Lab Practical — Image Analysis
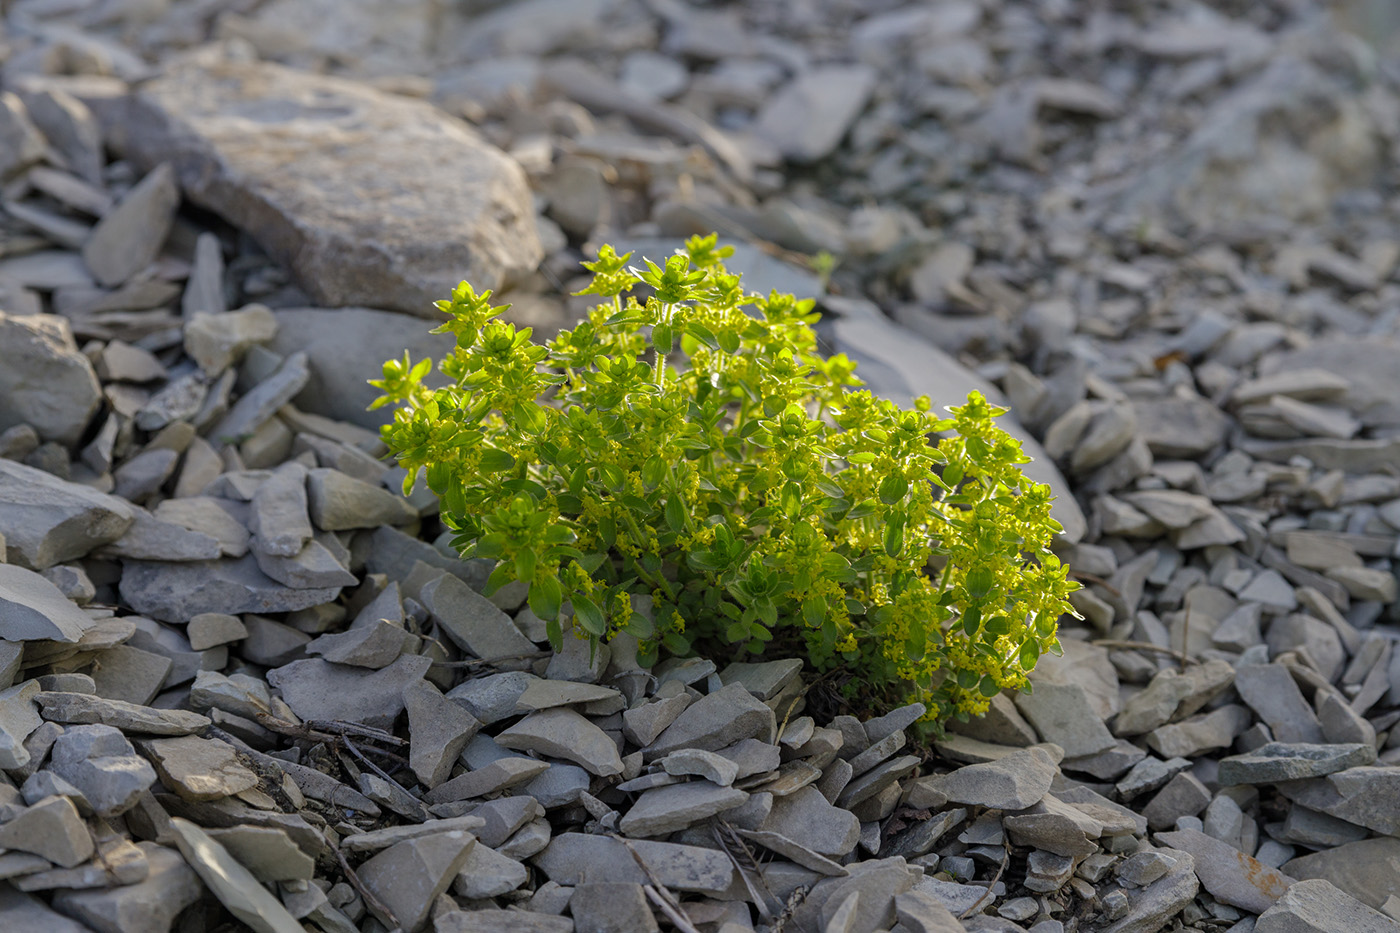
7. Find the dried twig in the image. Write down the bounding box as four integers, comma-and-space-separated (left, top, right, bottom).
767, 884, 809, 933
342, 735, 411, 794
712, 820, 776, 919
643, 884, 703, 933
1088, 639, 1195, 666
957, 844, 1010, 920
335, 846, 400, 931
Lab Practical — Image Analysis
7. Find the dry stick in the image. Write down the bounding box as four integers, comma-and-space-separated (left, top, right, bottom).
957, 844, 1011, 920
712, 820, 776, 919
342, 735, 412, 794
1088, 639, 1195, 666
643, 885, 704, 933
334, 846, 401, 932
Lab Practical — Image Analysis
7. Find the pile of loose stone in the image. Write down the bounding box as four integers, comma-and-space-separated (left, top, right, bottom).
0, 0, 1399, 932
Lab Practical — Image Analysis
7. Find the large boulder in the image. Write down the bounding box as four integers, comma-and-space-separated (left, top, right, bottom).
112, 53, 542, 315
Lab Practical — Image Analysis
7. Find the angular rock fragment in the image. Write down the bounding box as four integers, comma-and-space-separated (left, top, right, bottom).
122, 57, 542, 314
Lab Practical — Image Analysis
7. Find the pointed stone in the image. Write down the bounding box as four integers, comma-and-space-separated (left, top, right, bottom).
0, 795, 93, 867
404, 679, 482, 789
357, 829, 477, 932
82, 163, 179, 287
169, 818, 305, 933
497, 707, 623, 776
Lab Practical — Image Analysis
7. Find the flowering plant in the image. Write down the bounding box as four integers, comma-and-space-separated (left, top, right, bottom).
372, 236, 1077, 721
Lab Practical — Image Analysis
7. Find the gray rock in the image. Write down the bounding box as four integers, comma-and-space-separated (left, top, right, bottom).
1142, 772, 1212, 831
662, 748, 740, 786
418, 572, 538, 663
1282, 837, 1400, 910
1276, 767, 1400, 837
49, 724, 157, 816
0, 564, 94, 642
0, 795, 93, 867
514, 679, 619, 712
1096, 847, 1199, 933
81, 163, 179, 287
622, 694, 691, 747
571, 881, 659, 933
38, 692, 210, 735
182, 231, 226, 318
436, 909, 573, 933
1157, 827, 1294, 914
1218, 742, 1376, 785
1234, 664, 1325, 744
453, 842, 528, 898
269, 307, 457, 429
533, 833, 733, 893
119, 554, 342, 623
210, 352, 310, 450
1146, 704, 1253, 758
307, 467, 416, 530
121, 56, 542, 314
137, 735, 258, 802
355, 829, 476, 932
267, 654, 431, 730
423, 757, 549, 804
753, 65, 877, 162
183, 305, 277, 377
1013, 681, 1117, 757
447, 671, 536, 724
0, 885, 94, 933
497, 708, 623, 776
252, 537, 356, 589
1255, 879, 1400, 933
52, 843, 201, 933
169, 818, 305, 933
936, 745, 1059, 809
0, 680, 41, 768
306, 618, 409, 668
643, 682, 776, 760
98, 508, 225, 562
404, 679, 482, 789
619, 780, 749, 836
203, 826, 315, 883
760, 785, 861, 858
0, 313, 103, 448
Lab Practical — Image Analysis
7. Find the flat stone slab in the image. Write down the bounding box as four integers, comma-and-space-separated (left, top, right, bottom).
0, 564, 93, 642
267, 654, 432, 730
533, 833, 733, 893
119, 555, 344, 623
117, 55, 542, 314
1255, 878, 1400, 933
1217, 742, 1376, 785
1157, 827, 1294, 914
0, 458, 133, 570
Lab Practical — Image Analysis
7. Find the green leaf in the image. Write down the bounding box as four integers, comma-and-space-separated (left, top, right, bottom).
478, 448, 515, 472
961, 605, 981, 636
801, 596, 825, 628
545, 616, 563, 653
956, 669, 979, 689
687, 322, 720, 349
664, 497, 687, 533
1019, 642, 1041, 670
780, 482, 802, 520
662, 630, 690, 654
878, 473, 908, 505
978, 675, 1001, 698
717, 329, 741, 353
641, 455, 667, 488
625, 611, 655, 639
597, 515, 617, 548
985, 615, 1011, 636
725, 620, 748, 643
966, 567, 995, 600
515, 547, 537, 585
883, 513, 905, 558
573, 596, 606, 636
528, 573, 562, 621
653, 322, 673, 354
